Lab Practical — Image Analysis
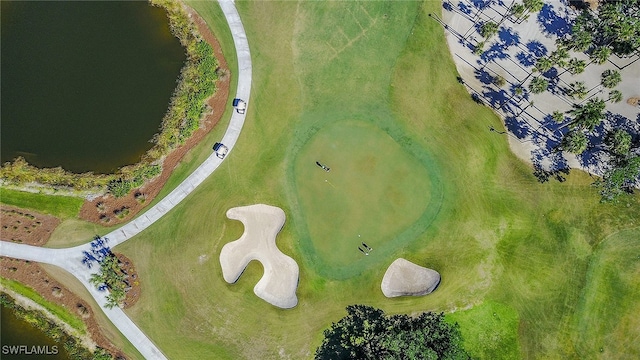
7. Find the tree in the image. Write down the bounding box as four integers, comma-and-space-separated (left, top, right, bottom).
566, 1, 640, 56
493, 75, 506, 87
590, 46, 611, 65
567, 58, 586, 75
90, 253, 128, 309
480, 21, 499, 39
510, 3, 527, 21
601, 69, 621, 88
568, 98, 606, 131
596, 156, 640, 203
550, 47, 570, 67
473, 41, 485, 55
315, 305, 469, 360
562, 130, 589, 154
528, 77, 549, 94
608, 89, 623, 103
606, 129, 632, 156
567, 81, 588, 100
523, 0, 544, 13
534, 57, 554, 73
552, 110, 565, 123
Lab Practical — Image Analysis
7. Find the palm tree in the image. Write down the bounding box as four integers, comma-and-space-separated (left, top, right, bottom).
562, 130, 588, 154
534, 57, 554, 73
528, 77, 549, 94
510, 3, 527, 21
567, 58, 586, 75
568, 98, 606, 131
590, 46, 611, 65
601, 69, 622, 88
572, 29, 593, 52
608, 90, 623, 103
523, 0, 544, 13
567, 81, 588, 100
606, 129, 632, 156
550, 47, 570, 68
480, 21, 499, 39
552, 110, 565, 123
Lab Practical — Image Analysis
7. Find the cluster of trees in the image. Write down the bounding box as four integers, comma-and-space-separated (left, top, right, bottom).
90, 254, 130, 309
0, 293, 115, 360
1, 0, 220, 198
560, 0, 640, 57
315, 305, 469, 360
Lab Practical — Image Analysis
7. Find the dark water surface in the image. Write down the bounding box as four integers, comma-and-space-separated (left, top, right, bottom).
1, 1, 185, 173
1, 304, 71, 360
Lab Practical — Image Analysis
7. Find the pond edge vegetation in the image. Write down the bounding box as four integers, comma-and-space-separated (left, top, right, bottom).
0, 0, 220, 199
0, 292, 116, 360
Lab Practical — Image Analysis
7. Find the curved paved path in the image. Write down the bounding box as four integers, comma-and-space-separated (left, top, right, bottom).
0, 1, 251, 358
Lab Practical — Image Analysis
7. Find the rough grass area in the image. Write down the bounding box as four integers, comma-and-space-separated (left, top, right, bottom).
0, 188, 82, 219
447, 301, 520, 359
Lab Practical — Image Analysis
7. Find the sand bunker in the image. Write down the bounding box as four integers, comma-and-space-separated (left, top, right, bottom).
219, 204, 299, 308
381, 258, 440, 298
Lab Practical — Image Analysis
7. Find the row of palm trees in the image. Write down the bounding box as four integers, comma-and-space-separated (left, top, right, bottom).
90, 253, 129, 309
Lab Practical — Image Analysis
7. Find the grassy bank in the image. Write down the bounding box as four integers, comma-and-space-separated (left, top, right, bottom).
0, 188, 83, 219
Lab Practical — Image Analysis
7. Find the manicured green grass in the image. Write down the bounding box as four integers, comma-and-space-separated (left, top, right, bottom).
5, 1, 639, 359
113, 1, 640, 358
0, 278, 86, 333
0, 188, 82, 219
573, 227, 640, 358
293, 119, 437, 277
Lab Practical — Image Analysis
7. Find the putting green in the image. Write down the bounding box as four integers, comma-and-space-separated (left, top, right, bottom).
290, 118, 442, 279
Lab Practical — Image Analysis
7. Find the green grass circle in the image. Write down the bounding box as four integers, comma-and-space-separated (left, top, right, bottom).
287, 115, 443, 280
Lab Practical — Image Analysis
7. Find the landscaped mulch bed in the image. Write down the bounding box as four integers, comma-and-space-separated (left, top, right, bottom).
0, 205, 60, 245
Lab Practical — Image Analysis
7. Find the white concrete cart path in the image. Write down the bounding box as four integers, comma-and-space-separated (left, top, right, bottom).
0, 1, 251, 359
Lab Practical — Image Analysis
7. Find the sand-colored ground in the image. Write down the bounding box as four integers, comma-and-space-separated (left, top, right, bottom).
219, 204, 299, 309
381, 258, 441, 298
441, 0, 640, 176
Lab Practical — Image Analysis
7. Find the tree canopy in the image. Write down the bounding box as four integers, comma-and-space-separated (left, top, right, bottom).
315, 305, 469, 360
567, 0, 640, 56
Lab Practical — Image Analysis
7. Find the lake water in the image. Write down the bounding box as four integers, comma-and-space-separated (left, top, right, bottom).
1, 0, 186, 173
1, 304, 71, 360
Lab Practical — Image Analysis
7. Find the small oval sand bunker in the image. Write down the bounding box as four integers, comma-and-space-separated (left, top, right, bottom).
292, 120, 441, 279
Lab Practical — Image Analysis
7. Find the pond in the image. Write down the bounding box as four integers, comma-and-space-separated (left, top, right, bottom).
1, 0, 186, 174
1, 304, 71, 360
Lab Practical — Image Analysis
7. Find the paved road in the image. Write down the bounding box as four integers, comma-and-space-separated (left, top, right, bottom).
0, 1, 251, 359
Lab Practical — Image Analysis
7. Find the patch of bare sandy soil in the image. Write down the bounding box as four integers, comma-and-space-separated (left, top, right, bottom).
79, 5, 230, 227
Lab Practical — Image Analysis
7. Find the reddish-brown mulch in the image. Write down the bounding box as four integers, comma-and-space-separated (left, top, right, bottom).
79, 6, 230, 226
0, 257, 127, 359
0, 205, 60, 245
